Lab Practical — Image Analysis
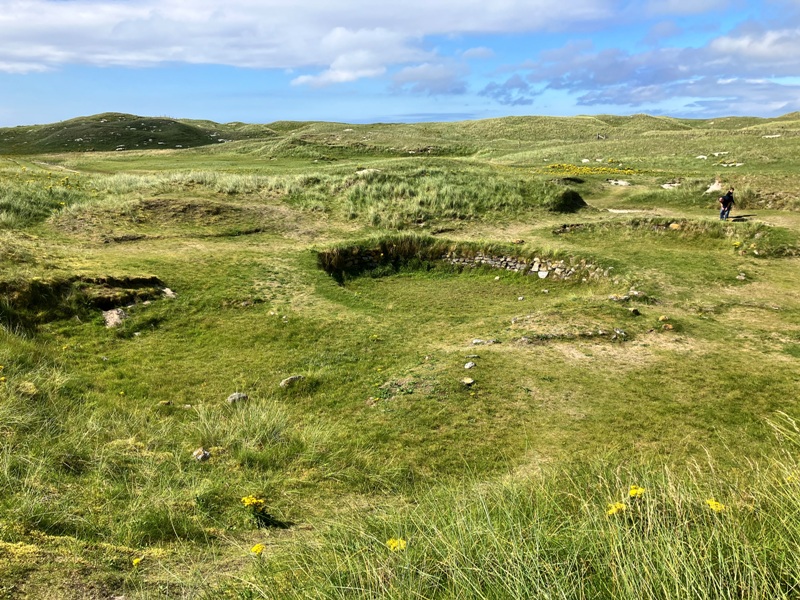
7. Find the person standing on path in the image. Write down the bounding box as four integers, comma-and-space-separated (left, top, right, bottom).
719, 187, 735, 220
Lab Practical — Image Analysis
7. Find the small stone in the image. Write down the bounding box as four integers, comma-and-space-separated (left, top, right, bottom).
461, 377, 475, 387
494, 276, 500, 281
158, 400, 172, 406
518, 296, 524, 301
658, 315, 669, 322
162, 287, 177, 299
542, 289, 549, 294
736, 273, 747, 280
279, 375, 304, 388
226, 392, 248, 404
668, 223, 682, 230
192, 447, 211, 461
465, 354, 480, 358
628, 308, 641, 316
538, 271, 549, 279
472, 339, 486, 345
464, 362, 476, 369
662, 323, 674, 331
102, 308, 127, 328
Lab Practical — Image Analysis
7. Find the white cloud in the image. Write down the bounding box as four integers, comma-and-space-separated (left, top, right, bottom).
462, 46, 496, 59
392, 62, 469, 95
0, 0, 618, 78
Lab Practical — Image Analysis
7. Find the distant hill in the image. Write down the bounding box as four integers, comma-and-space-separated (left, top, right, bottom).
3, 111, 800, 156
0, 112, 272, 154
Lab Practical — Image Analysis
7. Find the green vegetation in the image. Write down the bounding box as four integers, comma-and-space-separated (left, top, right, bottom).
2, 112, 800, 598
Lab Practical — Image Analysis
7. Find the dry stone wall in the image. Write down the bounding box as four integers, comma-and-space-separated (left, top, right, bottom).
441, 252, 608, 281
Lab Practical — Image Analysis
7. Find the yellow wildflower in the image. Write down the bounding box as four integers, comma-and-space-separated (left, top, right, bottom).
629, 485, 646, 498
241, 495, 267, 511
386, 538, 407, 552
706, 499, 725, 512
250, 543, 265, 555
786, 472, 798, 483
132, 556, 143, 567
606, 501, 627, 516
0, 377, 5, 383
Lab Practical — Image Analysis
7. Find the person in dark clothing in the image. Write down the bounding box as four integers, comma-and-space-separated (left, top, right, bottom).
719, 187, 735, 220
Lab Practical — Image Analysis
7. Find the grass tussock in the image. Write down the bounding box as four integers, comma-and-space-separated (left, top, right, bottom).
245, 415, 800, 600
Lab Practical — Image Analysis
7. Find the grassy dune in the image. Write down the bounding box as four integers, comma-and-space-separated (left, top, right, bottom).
1, 113, 800, 598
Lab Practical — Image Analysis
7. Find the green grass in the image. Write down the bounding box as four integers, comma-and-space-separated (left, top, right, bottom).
1, 112, 800, 598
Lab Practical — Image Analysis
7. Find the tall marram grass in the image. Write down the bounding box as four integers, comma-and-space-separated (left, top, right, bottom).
241, 414, 800, 600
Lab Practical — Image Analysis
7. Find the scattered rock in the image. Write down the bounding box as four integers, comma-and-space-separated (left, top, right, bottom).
609, 294, 630, 302
668, 223, 682, 231
472, 339, 499, 345
162, 287, 177, 298
102, 308, 127, 328
512, 239, 525, 244
658, 315, 669, 322
538, 271, 549, 279
465, 354, 480, 358
157, 400, 172, 406
662, 323, 674, 331
607, 179, 630, 186
464, 362, 476, 369
518, 296, 524, 301
192, 447, 211, 461
461, 377, 475, 387
494, 276, 500, 281
628, 308, 641, 316
226, 392, 248, 404
696, 155, 707, 160
279, 375, 304, 388
736, 272, 747, 280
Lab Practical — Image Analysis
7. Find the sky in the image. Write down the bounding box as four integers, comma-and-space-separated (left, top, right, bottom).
1, 0, 800, 126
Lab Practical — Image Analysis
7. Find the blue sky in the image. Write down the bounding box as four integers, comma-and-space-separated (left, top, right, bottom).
1, 0, 799, 126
